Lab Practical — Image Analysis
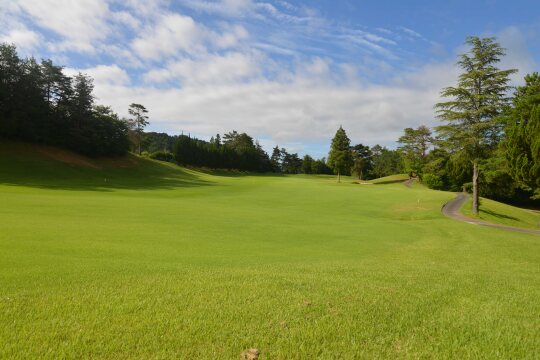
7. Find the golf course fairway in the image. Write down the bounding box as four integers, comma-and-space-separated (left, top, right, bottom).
1, 144, 539, 359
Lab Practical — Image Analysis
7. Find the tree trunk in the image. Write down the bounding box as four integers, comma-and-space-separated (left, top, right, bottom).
337, 170, 341, 183
472, 160, 479, 215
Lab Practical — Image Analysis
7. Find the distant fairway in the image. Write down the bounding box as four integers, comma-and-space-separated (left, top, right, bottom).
1, 143, 539, 359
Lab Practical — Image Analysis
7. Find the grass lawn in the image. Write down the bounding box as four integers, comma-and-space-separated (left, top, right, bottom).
368, 173, 409, 184
461, 197, 540, 230
1, 143, 539, 359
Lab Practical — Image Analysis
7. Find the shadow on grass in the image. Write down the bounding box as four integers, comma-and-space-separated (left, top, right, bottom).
194, 168, 284, 178
372, 179, 408, 185
0, 156, 215, 192
481, 208, 519, 221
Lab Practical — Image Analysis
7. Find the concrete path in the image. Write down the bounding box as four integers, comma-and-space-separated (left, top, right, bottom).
403, 178, 417, 188
442, 193, 540, 235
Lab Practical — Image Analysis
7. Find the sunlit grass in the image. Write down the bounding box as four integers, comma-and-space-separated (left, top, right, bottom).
461, 197, 540, 230
1, 144, 539, 359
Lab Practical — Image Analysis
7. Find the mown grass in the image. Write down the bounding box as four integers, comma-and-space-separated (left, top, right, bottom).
1, 143, 539, 359
461, 197, 540, 230
369, 173, 409, 184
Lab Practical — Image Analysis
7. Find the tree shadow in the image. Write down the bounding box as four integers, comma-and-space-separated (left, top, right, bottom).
0, 156, 215, 192
480, 208, 519, 221
194, 168, 285, 178
372, 179, 408, 185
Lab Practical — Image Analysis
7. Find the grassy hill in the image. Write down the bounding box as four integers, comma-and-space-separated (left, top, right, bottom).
1, 142, 539, 359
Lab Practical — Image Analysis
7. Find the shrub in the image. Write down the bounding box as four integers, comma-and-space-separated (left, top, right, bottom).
423, 173, 444, 190
149, 151, 174, 162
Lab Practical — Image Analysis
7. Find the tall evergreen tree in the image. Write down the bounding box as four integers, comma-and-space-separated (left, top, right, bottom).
270, 146, 282, 172
328, 126, 352, 182
435, 36, 517, 214
504, 72, 540, 199
128, 103, 150, 155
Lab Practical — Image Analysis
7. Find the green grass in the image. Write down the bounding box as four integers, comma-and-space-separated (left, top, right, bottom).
461, 197, 540, 230
1, 143, 540, 359
369, 173, 409, 184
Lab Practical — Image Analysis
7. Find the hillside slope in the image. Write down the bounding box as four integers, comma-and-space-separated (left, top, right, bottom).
0, 140, 213, 190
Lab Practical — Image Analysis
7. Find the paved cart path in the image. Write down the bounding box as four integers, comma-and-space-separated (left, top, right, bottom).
442, 193, 540, 235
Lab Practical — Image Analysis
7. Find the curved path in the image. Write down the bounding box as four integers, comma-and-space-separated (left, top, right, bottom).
442, 193, 540, 235
403, 178, 417, 188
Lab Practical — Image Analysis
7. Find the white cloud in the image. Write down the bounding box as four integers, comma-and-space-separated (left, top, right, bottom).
65, 64, 130, 87
214, 25, 249, 48
89, 58, 459, 157
144, 52, 260, 85
1, 0, 537, 158
131, 13, 206, 60
496, 26, 536, 84
11, 0, 111, 51
0, 28, 40, 50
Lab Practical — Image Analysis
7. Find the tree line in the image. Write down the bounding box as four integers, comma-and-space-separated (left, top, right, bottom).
0, 43, 133, 156
3, 38, 538, 208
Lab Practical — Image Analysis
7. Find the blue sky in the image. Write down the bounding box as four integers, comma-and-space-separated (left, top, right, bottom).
1, 0, 539, 157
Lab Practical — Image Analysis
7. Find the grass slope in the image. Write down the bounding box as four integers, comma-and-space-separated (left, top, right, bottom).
1, 143, 539, 359
369, 173, 409, 184
461, 197, 540, 230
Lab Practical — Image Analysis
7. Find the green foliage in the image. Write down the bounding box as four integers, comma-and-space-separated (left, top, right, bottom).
142, 132, 178, 153
350, 144, 372, 180
311, 157, 332, 175
270, 146, 282, 172
174, 132, 272, 172
422, 173, 444, 190
504, 73, 540, 199
397, 125, 433, 176
435, 37, 517, 159
370, 145, 405, 179
281, 150, 302, 174
435, 36, 517, 213
127, 103, 150, 155
149, 151, 175, 162
328, 126, 352, 178
0, 43, 130, 157
301, 155, 314, 174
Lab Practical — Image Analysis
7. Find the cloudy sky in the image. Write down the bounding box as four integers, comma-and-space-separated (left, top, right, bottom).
1, 0, 539, 157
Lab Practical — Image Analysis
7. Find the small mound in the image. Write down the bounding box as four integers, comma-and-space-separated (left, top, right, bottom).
369, 174, 409, 185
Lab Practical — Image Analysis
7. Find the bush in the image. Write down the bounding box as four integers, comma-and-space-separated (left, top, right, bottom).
423, 173, 444, 190
149, 151, 174, 162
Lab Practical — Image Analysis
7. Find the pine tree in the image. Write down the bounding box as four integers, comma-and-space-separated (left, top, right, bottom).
435, 36, 517, 214
504, 72, 540, 199
128, 103, 150, 155
270, 146, 282, 172
328, 126, 352, 183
